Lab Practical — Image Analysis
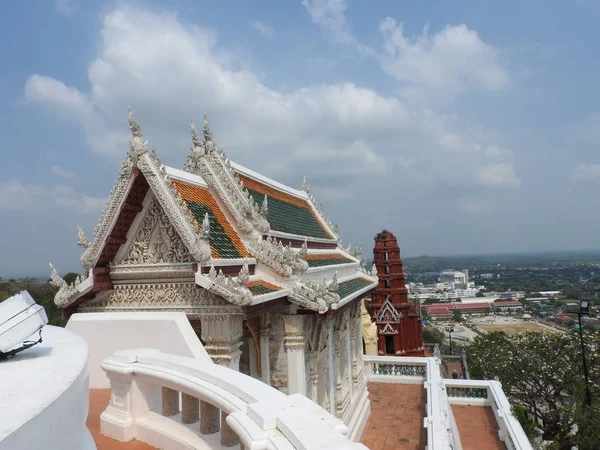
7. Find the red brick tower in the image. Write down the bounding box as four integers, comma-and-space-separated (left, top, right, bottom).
368, 230, 425, 356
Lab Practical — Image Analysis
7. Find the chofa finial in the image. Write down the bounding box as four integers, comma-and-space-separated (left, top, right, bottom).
77, 224, 91, 248
200, 212, 210, 239
191, 119, 203, 148
128, 107, 143, 138
259, 194, 269, 217
300, 176, 308, 191
203, 114, 213, 142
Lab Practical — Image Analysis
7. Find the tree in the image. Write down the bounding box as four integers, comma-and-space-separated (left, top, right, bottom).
452, 309, 463, 323
63, 272, 81, 285
466, 331, 600, 449
422, 327, 444, 344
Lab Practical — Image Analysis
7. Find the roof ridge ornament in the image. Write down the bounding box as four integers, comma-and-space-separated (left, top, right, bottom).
299, 176, 338, 240
329, 271, 339, 292
127, 107, 148, 159
77, 224, 90, 249
191, 119, 203, 148
299, 237, 308, 259
203, 114, 213, 142
259, 194, 269, 217
49, 263, 81, 307
200, 212, 211, 239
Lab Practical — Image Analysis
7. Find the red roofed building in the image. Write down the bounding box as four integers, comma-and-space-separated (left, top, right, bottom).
422, 302, 492, 319
368, 231, 425, 356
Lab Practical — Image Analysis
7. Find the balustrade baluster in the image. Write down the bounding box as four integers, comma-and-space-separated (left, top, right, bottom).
182, 393, 199, 424
161, 387, 179, 417
220, 411, 240, 447
200, 400, 220, 434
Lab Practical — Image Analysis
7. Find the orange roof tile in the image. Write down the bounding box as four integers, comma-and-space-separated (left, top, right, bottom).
171, 179, 250, 259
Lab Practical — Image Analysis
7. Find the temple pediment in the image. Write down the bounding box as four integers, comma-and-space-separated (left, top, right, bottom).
49, 109, 378, 315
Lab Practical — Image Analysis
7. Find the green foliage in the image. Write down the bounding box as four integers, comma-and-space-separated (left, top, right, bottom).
467, 330, 600, 449
511, 405, 539, 442
63, 272, 81, 285
452, 309, 463, 322
422, 327, 444, 344
0, 280, 64, 326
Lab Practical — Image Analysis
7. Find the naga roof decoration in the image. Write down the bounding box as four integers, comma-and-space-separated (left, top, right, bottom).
51, 110, 377, 313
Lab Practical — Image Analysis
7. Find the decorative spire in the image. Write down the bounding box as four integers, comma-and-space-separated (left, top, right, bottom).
259, 194, 269, 217
203, 114, 213, 142
127, 107, 148, 157
190, 119, 202, 148
371, 264, 378, 277
300, 176, 308, 192
299, 237, 308, 258
328, 271, 339, 292
77, 224, 91, 248
200, 212, 210, 239
128, 107, 142, 138
238, 262, 250, 285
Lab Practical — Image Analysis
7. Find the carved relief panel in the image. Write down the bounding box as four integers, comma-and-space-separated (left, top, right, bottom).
122, 198, 194, 265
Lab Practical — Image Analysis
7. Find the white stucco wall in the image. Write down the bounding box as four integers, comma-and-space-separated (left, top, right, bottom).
0, 326, 95, 450
66, 312, 211, 388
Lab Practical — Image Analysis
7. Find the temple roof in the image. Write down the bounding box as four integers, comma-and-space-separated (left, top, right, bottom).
50, 111, 377, 314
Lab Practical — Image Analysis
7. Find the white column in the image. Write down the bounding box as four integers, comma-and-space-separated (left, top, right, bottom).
282, 314, 306, 396
327, 318, 336, 416
260, 313, 271, 385
346, 316, 354, 400
200, 314, 244, 370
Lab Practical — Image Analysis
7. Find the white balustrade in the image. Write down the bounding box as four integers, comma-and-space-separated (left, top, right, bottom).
100, 348, 368, 450
444, 379, 533, 450
362, 355, 459, 449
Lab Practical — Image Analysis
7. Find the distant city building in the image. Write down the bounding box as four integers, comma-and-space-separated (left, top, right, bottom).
491, 300, 523, 311
422, 302, 492, 319
438, 270, 468, 285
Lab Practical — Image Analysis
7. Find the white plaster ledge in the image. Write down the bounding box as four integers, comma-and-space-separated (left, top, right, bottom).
0, 326, 94, 450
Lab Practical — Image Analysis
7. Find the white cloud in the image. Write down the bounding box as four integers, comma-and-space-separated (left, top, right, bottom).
301, 0, 374, 56
55, 0, 76, 17
51, 165, 75, 179
0, 180, 103, 214
302, 0, 353, 44
477, 163, 520, 187
251, 21, 274, 39
24, 5, 516, 202
570, 163, 600, 180
380, 18, 508, 104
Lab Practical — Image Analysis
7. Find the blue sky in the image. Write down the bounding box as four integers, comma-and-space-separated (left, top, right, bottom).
1, 0, 600, 277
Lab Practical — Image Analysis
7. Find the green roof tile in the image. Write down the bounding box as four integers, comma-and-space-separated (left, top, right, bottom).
247, 283, 279, 296
307, 257, 354, 267
337, 277, 374, 299
185, 200, 244, 259
246, 189, 332, 239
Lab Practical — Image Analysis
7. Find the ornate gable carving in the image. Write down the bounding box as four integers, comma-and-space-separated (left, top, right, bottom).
375, 298, 402, 324
184, 117, 270, 235
122, 198, 193, 265
379, 323, 398, 335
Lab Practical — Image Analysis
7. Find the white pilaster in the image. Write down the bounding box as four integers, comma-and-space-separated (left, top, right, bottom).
259, 313, 271, 385
282, 314, 306, 396
327, 318, 336, 416
200, 314, 244, 370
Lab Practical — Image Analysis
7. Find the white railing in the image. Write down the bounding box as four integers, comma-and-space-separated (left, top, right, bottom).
100, 348, 367, 450
444, 379, 533, 450
362, 356, 460, 450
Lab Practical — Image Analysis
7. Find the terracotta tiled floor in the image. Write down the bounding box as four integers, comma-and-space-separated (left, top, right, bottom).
88, 389, 156, 450
361, 382, 427, 450
445, 361, 463, 379
452, 405, 505, 450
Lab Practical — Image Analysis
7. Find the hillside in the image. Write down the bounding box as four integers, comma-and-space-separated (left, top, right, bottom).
0, 280, 64, 326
